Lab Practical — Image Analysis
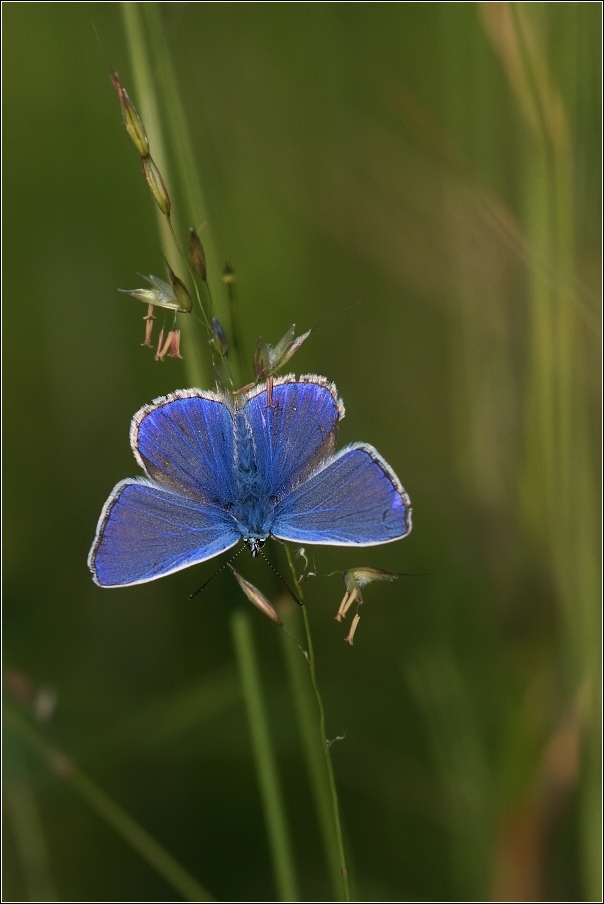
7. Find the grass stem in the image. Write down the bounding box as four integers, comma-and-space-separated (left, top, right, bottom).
231, 610, 299, 902
283, 546, 351, 901
5, 706, 214, 902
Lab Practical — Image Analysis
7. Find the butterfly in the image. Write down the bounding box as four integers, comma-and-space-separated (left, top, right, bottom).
88, 374, 412, 587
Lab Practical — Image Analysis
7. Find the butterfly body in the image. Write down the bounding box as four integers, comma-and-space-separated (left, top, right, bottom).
89, 375, 411, 587
229, 411, 276, 544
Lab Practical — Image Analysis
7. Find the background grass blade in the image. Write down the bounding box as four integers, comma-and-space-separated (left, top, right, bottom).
232, 610, 300, 902
5, 707, 215, 902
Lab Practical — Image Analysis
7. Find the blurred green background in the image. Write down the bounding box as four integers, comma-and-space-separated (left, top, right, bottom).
3, 3, 601, 901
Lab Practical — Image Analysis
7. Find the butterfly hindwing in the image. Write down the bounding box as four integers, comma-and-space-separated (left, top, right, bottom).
88, 479, 239, 587
272, 443, 411, 546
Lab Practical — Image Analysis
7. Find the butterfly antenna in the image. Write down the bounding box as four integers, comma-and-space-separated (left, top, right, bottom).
92, 23, 116, 76
396, 571, 431, 577
310, 300, 362, 334
259, 550, 302, 606
188, 545, 245, 599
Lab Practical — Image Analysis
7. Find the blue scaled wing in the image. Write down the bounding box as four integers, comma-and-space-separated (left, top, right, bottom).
271, 443, 412, 546
88, 479, 240, 587
131, 389, 235, 504
241, 375, 343, 496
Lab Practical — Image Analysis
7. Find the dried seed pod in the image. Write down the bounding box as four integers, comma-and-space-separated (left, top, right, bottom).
229, 566, 283, 627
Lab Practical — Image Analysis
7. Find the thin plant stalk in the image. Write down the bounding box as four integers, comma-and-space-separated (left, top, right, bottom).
5, 706, 214, 903
121, 8, 301, 897
4, 744, 58, 902
142, 0, 246, 374
124, 1, 242, 388
121, 8, 299, 900
140, 4, 227, 317
231, 610, 300, 902
120, 1, 206, 386
280, 616, 348, 901
139, 5, 218, 256
284, 546, 352, 902
120, 6, 350, 900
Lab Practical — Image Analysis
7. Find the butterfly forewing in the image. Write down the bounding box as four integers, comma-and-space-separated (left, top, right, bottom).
132, 389, 236, 504
241, 376, 343, 497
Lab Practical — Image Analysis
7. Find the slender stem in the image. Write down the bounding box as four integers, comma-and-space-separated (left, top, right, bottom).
140, 1, 243, 387
231, 610, 299, 902
121, 8, 296, 900
120, 1, 206, 387
283, 546, 351, 901
280, 619, 346, 901
140, 4, 221, 290
301, 607, 352, 902
5, 706, 214, 902
4, 745, 57, 902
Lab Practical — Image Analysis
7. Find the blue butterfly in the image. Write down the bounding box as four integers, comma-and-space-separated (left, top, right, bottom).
88, 374, 412, 587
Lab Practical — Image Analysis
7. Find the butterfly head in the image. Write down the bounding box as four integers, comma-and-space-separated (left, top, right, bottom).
246, 537, 266, 558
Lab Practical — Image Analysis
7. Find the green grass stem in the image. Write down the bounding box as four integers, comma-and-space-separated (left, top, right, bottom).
122, 7, 299, 899
140, 5, 224, 297
231, 610, 300, 902
5, 706, 215, 902
120, 0, 207, 387
4, 740, 58, 902
280, 616, 348, 901
141, 0, 240, 387
283, 546, 351, 901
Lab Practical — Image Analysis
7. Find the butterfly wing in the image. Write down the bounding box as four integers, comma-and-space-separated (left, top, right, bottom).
88, 479, 240, 587
132, 389, 235, 504
89, 389, 240, 586
241, 375, 343, 496
271, 443, 411, 546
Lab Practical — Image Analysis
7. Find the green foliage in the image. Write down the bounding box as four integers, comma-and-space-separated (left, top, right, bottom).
4, 3, 600, 901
